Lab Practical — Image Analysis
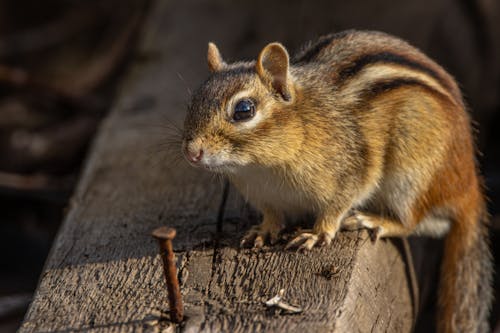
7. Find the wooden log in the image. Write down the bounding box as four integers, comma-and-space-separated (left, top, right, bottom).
19, 0, 442, 332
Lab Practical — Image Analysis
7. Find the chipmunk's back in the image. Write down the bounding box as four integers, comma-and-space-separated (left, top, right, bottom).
292, 30, 462, 105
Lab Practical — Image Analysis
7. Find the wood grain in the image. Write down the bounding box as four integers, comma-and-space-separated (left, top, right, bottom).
18, 0, 434, 332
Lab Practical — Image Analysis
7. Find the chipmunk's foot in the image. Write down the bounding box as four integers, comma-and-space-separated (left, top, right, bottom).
285, 230, 333, 251
342, 210, 381, 242
240, 224, 281, 248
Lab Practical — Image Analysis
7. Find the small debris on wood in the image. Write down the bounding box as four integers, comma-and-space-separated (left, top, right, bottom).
143, 311, 175, 333
319, 264, 340, 280
264, 289, 303, 314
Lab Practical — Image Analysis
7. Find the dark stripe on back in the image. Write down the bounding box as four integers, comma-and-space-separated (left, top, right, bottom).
339, 52, 450, 90
293, 30, 352, 64
362, 77, 452, 102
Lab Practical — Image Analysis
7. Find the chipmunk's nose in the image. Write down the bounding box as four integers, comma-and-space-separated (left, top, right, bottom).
184, 144, 204, 164
188, 148, 203, 163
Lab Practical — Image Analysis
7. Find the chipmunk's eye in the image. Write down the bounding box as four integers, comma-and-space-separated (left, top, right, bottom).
233, 99, 255, 121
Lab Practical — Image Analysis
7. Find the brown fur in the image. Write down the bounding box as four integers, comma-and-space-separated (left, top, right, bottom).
182, 30, 492, 332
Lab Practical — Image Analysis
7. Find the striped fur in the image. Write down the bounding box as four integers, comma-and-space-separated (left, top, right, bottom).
183, 30, 492, 332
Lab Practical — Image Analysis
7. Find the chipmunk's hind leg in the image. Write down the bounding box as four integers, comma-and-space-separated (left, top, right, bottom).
342, 210, 412, 241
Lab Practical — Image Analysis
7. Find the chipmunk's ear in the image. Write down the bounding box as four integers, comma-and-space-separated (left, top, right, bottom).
256, 42, 292, 101
207, 42, 225, 72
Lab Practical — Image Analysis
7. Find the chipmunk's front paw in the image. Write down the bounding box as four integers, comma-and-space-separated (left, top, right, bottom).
285, 230, 333, 251
240, 224, 281, 248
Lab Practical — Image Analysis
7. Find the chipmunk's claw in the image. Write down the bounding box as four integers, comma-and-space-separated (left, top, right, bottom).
285, 231, 332, 251
368, 226, 381, 242
240, 225, 279, 248
342, 210, 381, 242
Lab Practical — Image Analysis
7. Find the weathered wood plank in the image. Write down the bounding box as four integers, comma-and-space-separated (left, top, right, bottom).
19, 0, 434, 332
180, 186, 413, 332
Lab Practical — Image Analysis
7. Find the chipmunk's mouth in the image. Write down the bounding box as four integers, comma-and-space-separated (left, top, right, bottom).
200, 157, 239, 173
182, 144, 237, 173
190, 159, 238, 174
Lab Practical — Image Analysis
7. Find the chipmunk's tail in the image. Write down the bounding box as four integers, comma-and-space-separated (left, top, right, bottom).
438, 205, 493, 333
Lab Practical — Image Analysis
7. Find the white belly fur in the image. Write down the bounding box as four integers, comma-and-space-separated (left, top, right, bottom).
229, 165, 316, 217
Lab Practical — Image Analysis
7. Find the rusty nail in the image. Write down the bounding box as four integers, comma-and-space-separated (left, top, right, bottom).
152, 226, 184, 323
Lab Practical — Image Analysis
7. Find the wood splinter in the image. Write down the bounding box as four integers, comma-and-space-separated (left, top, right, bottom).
265, 289, 303, 314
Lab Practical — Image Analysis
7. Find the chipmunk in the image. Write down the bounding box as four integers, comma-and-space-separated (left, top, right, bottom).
181, 30, 492, 332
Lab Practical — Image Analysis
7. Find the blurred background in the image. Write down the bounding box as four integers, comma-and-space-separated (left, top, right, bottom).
0, 0, 498, 332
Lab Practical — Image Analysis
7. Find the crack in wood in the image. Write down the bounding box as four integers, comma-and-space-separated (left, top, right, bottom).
216, 180, 230, 233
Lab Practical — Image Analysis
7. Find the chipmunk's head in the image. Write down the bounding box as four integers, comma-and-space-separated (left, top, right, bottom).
183, 42, 300, 173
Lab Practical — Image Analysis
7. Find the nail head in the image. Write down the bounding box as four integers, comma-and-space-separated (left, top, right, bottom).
152, 226, 177, 240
